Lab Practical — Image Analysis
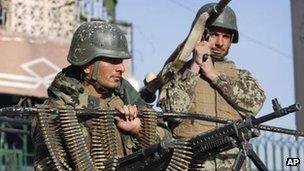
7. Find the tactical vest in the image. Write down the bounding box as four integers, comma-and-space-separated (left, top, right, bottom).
173, 61, 242, 138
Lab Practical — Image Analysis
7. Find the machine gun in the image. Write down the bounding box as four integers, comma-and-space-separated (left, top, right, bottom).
117, 99, 301, 171
139, 0, 231, 103
1, 100, 302, 138
0, 99, 302, 170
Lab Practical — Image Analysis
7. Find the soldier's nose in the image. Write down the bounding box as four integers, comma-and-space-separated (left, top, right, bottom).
116, 63, 125, 73
215, 36, 224, 47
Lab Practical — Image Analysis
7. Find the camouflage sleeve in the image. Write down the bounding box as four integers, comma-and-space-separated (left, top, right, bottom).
212, 69, 266, 115
157, 62, 200, 112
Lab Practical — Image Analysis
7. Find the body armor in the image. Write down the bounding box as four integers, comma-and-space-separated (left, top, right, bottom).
172, 61, 241, 138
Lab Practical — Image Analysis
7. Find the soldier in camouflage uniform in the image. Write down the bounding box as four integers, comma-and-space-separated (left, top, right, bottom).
32, 21, 171, 170
158, 3, 265, 171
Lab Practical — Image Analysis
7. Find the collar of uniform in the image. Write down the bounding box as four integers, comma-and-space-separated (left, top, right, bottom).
48, 65, 86, 107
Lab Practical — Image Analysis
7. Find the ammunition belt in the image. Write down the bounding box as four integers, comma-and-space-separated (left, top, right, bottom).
91, 113, 118, 170
137, 109, 158, 148
59, 108, 96, 170
37, 109, 72, 171
166, 140, 192, 171
36, 107, 159, 170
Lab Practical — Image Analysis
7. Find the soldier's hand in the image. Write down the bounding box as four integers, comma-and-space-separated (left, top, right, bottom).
114, 105, 141, 137
191, 41, 211, 73
192, 41, 219, 81
200, 55, 219, 81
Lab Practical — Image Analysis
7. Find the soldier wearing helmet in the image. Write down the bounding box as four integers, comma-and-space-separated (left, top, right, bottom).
158, 3, 265, 170
33, 21, 171, 170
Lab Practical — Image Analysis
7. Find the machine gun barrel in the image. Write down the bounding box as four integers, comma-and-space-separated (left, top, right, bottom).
0, 106, 118, 116
258, 125, 304, 137
252, 103, 301, 125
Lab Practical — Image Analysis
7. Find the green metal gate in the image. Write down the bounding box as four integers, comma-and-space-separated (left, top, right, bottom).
0, 149, 23, 171
249, 131, 304, 171
0, 120, 33, 171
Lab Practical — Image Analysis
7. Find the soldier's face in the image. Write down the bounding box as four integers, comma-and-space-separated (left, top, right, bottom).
86, 58, 125, 89
207, 27, 232, 58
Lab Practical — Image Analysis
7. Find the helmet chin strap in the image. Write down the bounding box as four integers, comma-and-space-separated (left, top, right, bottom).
230, 33, 235, 44
82, 61, 111, 94
91, 61, 100, 82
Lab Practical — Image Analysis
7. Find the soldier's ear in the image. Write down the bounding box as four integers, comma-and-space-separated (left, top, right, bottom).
81, 64, 92, 75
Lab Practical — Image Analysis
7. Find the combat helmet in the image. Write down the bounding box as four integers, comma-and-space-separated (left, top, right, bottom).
67, 21, 131, 66
196, 3, 239, 43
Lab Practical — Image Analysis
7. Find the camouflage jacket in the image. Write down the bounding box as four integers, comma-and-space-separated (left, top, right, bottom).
158, 60, 266, 116
33, 65, 171, 171
157, 60, 265, 170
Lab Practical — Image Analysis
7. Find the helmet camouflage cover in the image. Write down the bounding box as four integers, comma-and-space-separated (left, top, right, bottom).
196, 3, 239, 43
68, 21, 131, 66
